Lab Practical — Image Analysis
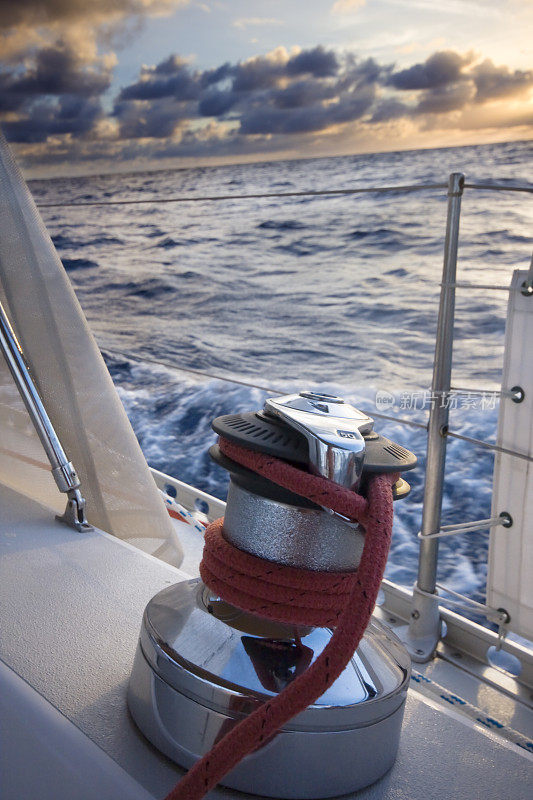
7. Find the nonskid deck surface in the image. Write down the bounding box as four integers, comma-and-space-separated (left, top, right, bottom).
0, 482, 531, 800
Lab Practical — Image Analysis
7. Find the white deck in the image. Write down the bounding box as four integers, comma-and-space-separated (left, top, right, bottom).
0, 483, 532, 800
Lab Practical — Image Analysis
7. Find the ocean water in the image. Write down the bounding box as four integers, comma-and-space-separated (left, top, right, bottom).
29, 139, 532, 606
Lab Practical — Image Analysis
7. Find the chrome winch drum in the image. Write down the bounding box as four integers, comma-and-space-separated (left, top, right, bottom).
128, 392, 417, 798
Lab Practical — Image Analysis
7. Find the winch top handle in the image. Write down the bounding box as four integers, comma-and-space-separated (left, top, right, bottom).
265, 392, 373, 491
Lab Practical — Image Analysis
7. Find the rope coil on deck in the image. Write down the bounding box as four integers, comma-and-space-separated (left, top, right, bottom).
164, 437, 398, 800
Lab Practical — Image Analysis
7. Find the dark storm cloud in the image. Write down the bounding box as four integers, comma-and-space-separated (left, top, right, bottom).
0, 41, 109, 142
416, 82, 474, 115
471, 59, 533, 103
0, 0, 181, 30
286, 46, 339, 78
2, 96, 101, 143
110, 45, 533, 143
239, 88, 375, 135
388, 51, 473, 91
198, 90, 238, 117
2, 43, 111, 98
231, 56, 285, 92
370, 99, 410, 123
114, 97, 193, 138
3, 36, 532, 166
200, 63, 234, 88
119, 60, 200, 101
272, 79, 338, 109
114, 46, 378, 138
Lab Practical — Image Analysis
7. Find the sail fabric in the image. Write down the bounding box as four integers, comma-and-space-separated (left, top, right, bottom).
0, 132, 183, 567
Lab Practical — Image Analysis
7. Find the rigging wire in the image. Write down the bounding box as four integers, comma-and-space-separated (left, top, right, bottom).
442, 282, 513, 291
105, 349, 532, 462
103, 348, 429, 430
106, 349, 281, 395
443, 429, 533, 464
34, 180, 533, 209
463, 182, 533, 194
35, 182, 447, 208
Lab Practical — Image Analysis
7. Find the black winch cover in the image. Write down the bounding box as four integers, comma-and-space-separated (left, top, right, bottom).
210, 411, 416, 507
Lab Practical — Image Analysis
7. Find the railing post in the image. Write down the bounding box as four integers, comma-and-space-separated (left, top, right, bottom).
406, 172, 464, 661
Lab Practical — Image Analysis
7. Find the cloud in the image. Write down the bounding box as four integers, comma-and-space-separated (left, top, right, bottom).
385, 50, 533, 118
272, 79, 338, 110
471, 59, 533, 103
232, 18, 284, 30
238, 91, 375, 136
0, 40, 112, 141
231, 53, 285, 92
3, 39, 532, 172
331, 0, 366, 14
2, 42, 112, 99
2, 96, 102, 143
0, 0, 190, 62
201, 63, 234, 87
370, 98, 410, 123
388, 50, 474, 90
114, 97, 193, 139
0, 0, 187, 31
118, 58, 200, 101
286, 46, 340, 78
416, 81, 474, 114
112, 58, 202, 138
198, 90, 238, 117
0, 0, 190, 143
112, 45, 375, 139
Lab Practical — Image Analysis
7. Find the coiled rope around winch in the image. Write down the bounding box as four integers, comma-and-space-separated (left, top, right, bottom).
164, 436, 399, 800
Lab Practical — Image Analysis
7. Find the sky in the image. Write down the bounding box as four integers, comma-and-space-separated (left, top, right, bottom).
1, 0, 532, 177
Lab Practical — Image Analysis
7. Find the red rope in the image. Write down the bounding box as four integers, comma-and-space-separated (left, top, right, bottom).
201, 521, 356, 627
164, 438, 398, 800
219, 436, 369, 521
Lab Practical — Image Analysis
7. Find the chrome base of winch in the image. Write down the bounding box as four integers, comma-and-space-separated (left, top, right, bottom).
128, 578, 411, 799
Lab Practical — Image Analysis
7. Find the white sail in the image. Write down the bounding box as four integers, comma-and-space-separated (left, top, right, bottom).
0, 132, 183, 567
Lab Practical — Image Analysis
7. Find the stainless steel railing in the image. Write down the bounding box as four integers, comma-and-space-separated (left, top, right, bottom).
418, 173, 464, 597
405, 175, 531, 660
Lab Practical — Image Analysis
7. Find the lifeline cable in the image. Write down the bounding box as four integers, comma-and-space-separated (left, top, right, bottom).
35, 181, 533, 209
164, 437, 399, 800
